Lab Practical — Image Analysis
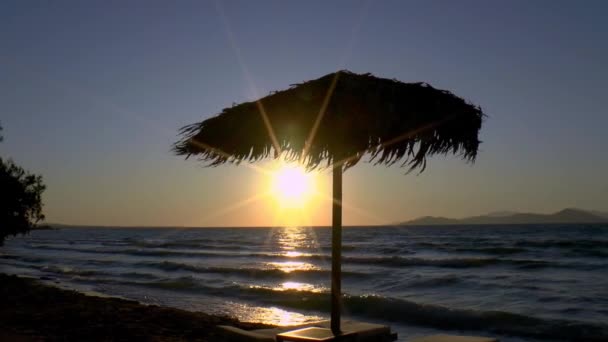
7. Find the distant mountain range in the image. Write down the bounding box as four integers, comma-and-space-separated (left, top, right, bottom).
400, 208, 608, 226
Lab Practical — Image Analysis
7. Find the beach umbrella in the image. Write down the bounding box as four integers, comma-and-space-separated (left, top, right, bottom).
173, 70, 484, 334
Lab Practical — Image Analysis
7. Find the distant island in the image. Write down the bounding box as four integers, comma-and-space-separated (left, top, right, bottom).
399, 208, 608, 226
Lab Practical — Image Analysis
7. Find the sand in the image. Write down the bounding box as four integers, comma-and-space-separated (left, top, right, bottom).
0, 273, 268, 341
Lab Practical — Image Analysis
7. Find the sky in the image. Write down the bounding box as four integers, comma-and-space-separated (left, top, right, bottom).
1, 0, 607, 227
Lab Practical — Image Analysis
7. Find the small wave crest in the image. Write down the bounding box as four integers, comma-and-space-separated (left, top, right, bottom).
11, 245, 590, 271
133, 261, 370, 280
515, 239, 608, 250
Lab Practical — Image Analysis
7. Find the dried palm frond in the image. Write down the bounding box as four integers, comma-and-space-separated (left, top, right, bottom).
173, 70, 484, 172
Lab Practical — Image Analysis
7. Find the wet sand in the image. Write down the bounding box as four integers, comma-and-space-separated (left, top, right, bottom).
0, 274, 268, 341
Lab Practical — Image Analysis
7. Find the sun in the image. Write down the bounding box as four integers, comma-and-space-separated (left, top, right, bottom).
270, 165, 315, 208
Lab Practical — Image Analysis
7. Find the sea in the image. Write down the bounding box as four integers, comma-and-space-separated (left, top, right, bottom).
1, 225, 607, 341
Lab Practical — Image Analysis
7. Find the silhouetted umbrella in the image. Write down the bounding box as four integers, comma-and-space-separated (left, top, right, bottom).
173, 70, 484, 334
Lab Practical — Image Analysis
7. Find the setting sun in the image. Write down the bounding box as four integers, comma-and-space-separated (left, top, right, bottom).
270, 165, 315, 208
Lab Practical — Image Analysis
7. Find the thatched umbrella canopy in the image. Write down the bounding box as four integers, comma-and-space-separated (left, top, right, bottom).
173, 70, 484, 334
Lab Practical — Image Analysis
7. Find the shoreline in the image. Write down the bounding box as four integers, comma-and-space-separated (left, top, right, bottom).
0, 273, 269, 341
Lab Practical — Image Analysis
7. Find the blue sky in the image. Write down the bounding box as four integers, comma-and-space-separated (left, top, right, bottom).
1, 0, 607, 226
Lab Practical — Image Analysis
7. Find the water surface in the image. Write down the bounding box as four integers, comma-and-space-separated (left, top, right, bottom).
2, 225, 607, 341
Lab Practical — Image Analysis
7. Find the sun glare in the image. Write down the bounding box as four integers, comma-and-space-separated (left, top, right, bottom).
270, 165, 315, 208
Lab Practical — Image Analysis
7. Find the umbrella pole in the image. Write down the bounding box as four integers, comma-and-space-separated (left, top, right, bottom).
331, 164, 342, 334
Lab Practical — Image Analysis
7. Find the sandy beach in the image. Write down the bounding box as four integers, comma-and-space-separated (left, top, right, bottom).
0, 274, 268, 341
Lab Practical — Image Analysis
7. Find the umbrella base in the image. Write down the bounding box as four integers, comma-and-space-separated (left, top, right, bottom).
276, 327, 356, 341
218, 320, 397, 342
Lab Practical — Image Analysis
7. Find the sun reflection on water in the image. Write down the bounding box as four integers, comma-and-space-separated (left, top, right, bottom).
284, 251, 304, 258
266, 261, 318, 273
267, 226, 320, 251
262, 227, 327, 274
277, 281, 324, 293
231, 303, 324, 326
238, 226, 329, 326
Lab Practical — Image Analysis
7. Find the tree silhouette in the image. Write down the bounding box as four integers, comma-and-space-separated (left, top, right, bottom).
0, 122, 46, 244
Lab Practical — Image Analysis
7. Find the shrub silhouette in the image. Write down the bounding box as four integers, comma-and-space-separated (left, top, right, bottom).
0, 123, 46, 244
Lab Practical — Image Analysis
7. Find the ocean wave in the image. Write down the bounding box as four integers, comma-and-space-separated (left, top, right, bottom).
246, 287, 608, 341
344, 255, 549, 269
344, 255, 606, 270
413, 238, 608, 258
132, 261, 370, 280
0, 260, 160, 283
104, 278, 608, 341
27, 244, 254, 258
514, 239, 608, 250
0, 254, 47, 263
451, 246, 527, 255
568, 248, 608, 258
343, 255, 500, 268
376, 246, 414, 255
41, 265, 99, 277
14, 244, 596, 271
131, 240, 253, 250
380, 275, 463, 291
407, 275, 462, 287
334, 295, 608, 341
39, 266, 157, 281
